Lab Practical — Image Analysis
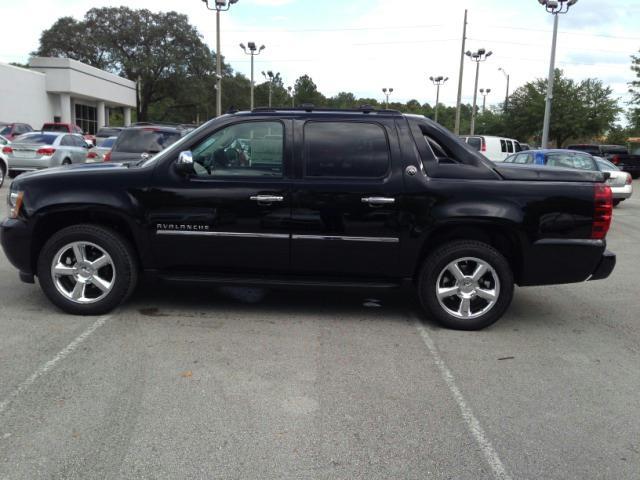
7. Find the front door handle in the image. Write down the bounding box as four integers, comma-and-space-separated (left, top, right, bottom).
361, 196, 395, 205
250, 195, 284, 204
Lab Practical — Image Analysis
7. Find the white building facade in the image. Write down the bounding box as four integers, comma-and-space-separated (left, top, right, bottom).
0, 57, 136, 134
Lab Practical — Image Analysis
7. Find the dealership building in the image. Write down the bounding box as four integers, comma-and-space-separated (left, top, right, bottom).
0, 57, 136, 134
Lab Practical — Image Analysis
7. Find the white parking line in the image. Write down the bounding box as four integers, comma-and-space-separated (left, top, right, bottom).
416, 322, 512, 480
0, 314, 113, 417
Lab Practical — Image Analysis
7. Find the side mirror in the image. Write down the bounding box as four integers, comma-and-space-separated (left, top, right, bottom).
175, 150, 195, 175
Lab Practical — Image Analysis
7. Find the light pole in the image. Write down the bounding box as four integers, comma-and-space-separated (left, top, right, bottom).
240, 42, 265, 110
382, 87, 394, 109
429, 76, 448, 123
498, 67, 510, 113
538, 0, 578, 148
202, 0, 239, 117
287, 86, 294, 107
262, 70, 275, 107
479, 88, 491, 112
466, 48, 492, 135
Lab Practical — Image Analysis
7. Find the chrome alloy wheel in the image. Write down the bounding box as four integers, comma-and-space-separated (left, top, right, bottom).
50, 241, 116, 304
436, 257, 500, 320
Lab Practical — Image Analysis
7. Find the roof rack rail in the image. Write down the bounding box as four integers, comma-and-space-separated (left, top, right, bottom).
250, 105, 401, 115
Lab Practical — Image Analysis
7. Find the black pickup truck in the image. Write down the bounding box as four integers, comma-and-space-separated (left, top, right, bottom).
1, 107, 616, 330
567, 144, 640, 178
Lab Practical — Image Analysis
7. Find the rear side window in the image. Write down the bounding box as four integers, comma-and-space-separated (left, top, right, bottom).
60, 135, 74, 146
304, 122, 389, 178
467, 137, 482, 151
114, 129, 181, 154
500, 139, 507, 153
13, 133, 57, 145
506, 140, 514, 153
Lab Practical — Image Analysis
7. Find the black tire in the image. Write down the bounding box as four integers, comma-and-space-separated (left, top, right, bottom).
0, 164, 5, 188
613, 199, 622, 207
8, 170, 17, 179
418, 240, 514, 330
61, 158, 72, 166
37, 224, 138, 315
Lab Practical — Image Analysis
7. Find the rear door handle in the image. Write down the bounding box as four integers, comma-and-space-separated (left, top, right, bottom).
250, 195, 284, 204
361, 196, 395, 205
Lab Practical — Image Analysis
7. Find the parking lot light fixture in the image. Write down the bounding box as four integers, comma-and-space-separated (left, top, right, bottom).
430, 75, 449, 123
382, 87, 394, 109
538, 0, 578, 148
466, 48, 492, 135
262, 70, 275, 107
480, 88, 491, 112
287, 85, 294, 108
241, 41, 265, 110
202, 0, 240, 116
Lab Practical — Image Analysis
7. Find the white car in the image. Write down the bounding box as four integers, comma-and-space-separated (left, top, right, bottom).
460, 135, 523, 162
594, 156, 633, 206
0, 134, 9, 187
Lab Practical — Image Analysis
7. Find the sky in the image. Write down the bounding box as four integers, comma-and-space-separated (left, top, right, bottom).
1, 0, 639, 112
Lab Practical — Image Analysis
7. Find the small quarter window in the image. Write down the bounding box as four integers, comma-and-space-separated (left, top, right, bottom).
500, 139, 507, 153
304, 122, 389, 178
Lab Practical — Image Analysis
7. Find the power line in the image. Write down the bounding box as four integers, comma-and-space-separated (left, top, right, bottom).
226, 24, 444, 33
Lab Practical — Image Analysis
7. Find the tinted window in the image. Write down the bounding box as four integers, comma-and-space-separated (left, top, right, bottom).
467, 137, 482, 151
514, 141, 522, 152
13, 133, 58, 145
114, 129, 181, 154
513, 153, 531, 164
42, 124, 70, 133
601, 145, 627, 155
595, 158, 620, 171
546, 153, 596, 170
304, 122, 389, 178
506, 140, 514, 153
0, 126, 10, 136
191, 121, 283, 178
500, 139, 507, 152
60, 135, 74, 146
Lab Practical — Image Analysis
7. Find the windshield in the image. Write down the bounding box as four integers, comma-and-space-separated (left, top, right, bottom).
0, 126, 10, 136
114, 129, 181, 154
13, 133, 58, 145
97, 137, 116, 148
42, 124, 69, 133
595, 158, 620, 171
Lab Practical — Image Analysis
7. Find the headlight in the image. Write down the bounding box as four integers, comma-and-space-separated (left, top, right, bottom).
8, 190, 24, 219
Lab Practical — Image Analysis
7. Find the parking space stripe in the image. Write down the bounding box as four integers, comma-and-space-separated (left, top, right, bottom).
416, 322, 512, 480
0, 314, 113, 417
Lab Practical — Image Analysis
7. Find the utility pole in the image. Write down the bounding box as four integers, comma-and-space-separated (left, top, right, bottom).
240, 42, 265, 110
539, 0, 578, 148
466, 48, 492, 135
498, 67, 510, 112
454, 9, 468, 135
202, 0, 239, 116
429, 76, 449, 123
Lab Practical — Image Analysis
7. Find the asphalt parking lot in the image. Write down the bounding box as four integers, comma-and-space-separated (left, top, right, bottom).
0, 180, 638, 480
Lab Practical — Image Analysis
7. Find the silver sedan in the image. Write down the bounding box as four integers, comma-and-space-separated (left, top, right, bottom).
4, 132, 90, 176
595, 156, 633, 205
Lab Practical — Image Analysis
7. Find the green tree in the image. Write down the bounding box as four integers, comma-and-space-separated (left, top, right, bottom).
293, 75, 325, 105
35, 7, 223, 121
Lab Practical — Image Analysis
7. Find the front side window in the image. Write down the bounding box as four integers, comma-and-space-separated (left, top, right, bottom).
304, 122, 389, 178
191, 121, 283, 178
500, 139, 507, 152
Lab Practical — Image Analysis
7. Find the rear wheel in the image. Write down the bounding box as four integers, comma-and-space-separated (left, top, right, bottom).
37, 224, 138, 315
61, 158, 72, 166
613, 199, 622, 207
418, 240, 514, 330
0, 164, 5, 188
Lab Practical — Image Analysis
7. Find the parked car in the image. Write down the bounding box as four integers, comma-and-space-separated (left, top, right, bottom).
0, 134, 8, 187
41, 123, 96, 146
86, 136, 117, 163
503, 149, 633, 205
105, 126, 182, 163
0, 122, 33, 140
459, 135, 523, 162
566, 144, 640, 179
0, 108, 615, 330
95, 127, 124, 142
2, 132, 90, 176
519, 143, 532, 151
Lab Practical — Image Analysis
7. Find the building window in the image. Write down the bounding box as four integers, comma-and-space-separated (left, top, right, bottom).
75, 103, 97, 134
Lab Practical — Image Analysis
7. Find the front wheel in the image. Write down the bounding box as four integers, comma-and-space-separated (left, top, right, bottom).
418, 240, 514, 330
37, 224, 138, 315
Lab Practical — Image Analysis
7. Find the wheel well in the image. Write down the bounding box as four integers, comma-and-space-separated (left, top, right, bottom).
31, 211, 141, 273
413, 224, 522, 283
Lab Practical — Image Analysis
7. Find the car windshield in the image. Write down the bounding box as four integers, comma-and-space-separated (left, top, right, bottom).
0, 125, 11, 136
595, 158, 620, 171
42, 124, 69, 133
12, 133, 58, 145
97, 137, 116, 148
546, 152, 596, 171
114, 129, 181, 154
467, 137, 482, 151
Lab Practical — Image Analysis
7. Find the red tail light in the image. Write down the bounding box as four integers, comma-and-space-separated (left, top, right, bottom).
610, 155, 619, 164
36, 147, 56, 155
2, 146, 12, 154
87, 151, 98, 159
481, 139, 486, 152
592, 184, 613, 240
103, 151, 112, 162
626, 174, 633, 185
